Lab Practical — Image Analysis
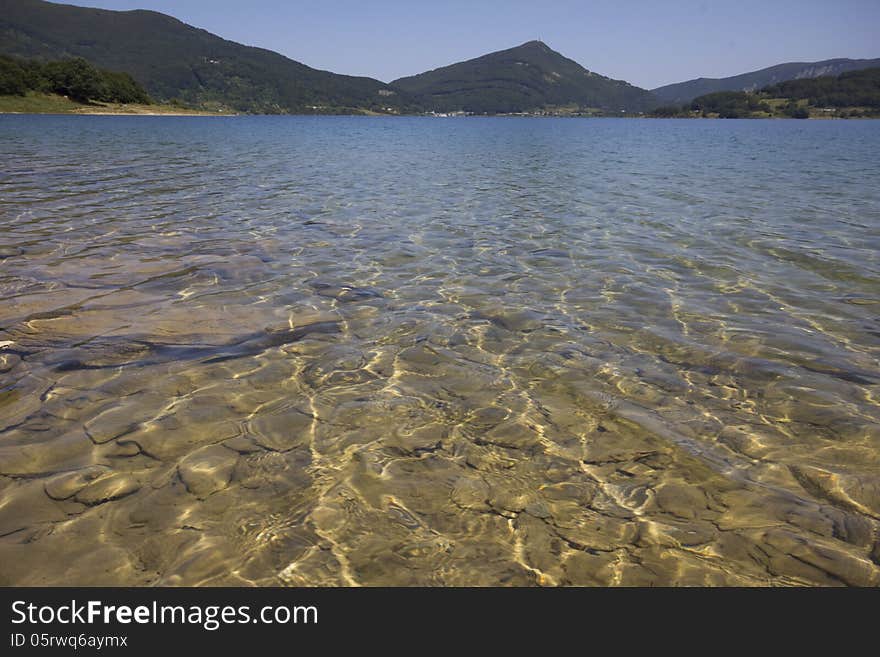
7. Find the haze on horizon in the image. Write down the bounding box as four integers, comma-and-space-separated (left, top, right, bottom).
42, 0, 880, 89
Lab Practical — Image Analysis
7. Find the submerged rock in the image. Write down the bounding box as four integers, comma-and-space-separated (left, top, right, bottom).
75, 473, 140, 505
249, 408, 313, 452
44, 466, 109, 500
450, 476, 491, 511
470, 309, 544, 333
0, 430, 94, 476
653, 482, 709, 520
83, 396, 165, 444
177, 445, 237, 498
790, 465, 880, 520
309, 281, 383, 303
479, 421, 539, 451
0, 480, 72, 536
0, 353, 21, 373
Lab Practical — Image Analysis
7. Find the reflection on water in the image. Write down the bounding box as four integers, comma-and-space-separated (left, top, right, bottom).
1, 115, 879, 586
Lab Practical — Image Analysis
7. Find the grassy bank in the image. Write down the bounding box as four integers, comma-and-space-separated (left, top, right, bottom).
0, 92, 230, 115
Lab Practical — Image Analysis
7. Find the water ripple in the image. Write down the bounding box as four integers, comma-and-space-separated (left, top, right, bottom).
0, 115, 878, 586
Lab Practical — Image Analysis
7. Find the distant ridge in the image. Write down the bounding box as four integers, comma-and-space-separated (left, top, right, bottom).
392, 41, 657, 114
653, 58, 880, 105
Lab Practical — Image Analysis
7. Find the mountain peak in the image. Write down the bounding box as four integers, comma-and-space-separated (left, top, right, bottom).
393, 40, 655, 114
508, 40, 557, 56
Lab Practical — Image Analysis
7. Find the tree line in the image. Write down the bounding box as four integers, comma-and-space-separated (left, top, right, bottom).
0, 56, 151, 104
763, 68, 880, 110
651, 67, 880, 119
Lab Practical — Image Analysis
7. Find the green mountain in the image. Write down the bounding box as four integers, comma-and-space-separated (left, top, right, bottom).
9, 0, 872, 118
392, 41, 657, 114
763, 67, 880, 107
0, 0, 408, 113
653, 58, 880, 105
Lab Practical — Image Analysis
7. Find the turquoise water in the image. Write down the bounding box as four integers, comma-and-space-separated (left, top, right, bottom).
0, 115, 879, 585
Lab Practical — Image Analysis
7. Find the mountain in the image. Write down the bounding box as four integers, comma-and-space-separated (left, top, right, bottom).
9, 1, 872, 118
0, 0, 408, 113
0, 4, 656, 115
762, 67, 880, 115
651, 67, 880, 119
392, 41, 657, 114
653, 58, 880, 105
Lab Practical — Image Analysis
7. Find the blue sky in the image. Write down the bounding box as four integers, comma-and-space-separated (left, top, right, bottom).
71, 0, 880, 89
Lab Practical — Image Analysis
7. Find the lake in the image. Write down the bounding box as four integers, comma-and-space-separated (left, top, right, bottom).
1, 115, 878, 585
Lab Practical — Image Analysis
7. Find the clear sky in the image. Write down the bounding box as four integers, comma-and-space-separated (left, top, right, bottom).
69, 0, 880, 89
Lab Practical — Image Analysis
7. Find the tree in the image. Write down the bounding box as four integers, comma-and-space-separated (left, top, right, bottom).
99, 70, 151, 103
0, 57, 28, 96
43, 58, 103, 103
652, 105, 683, 117
1, 56, 153, 104
782, 102, 809, 119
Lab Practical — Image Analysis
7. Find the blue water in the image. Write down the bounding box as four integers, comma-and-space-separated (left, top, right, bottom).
1, 116, 879, 586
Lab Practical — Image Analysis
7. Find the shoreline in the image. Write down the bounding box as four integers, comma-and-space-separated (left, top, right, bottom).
2, 106, 877, 119
0, 110, 232, 116
0, 93, 233, 116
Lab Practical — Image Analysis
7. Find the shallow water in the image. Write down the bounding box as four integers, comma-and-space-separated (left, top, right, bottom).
1, 115, 879, 586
